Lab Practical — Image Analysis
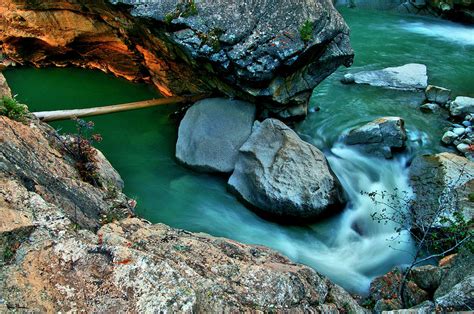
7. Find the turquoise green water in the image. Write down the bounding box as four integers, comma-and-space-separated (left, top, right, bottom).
299, 7, 474, 150
4, 8, 474, 294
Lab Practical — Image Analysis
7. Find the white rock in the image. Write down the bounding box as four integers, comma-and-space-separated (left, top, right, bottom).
450, 96, 474, 117
350, 63, 428, 90
457, 143, 470, 153
442, 131, 458, 144
453, 128, 466, 136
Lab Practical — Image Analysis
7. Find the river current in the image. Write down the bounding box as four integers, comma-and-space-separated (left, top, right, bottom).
4, 8, 474, 293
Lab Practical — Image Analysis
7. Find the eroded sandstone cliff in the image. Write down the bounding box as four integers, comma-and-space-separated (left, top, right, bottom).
0, 0, 353, 118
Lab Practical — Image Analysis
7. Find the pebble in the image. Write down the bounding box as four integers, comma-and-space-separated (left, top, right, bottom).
341, 73, 355, 84
452, 124, 463, 128
309, 106, 320, 113
453, 127, 466, 136
457, 143, 470, 153
442, 131, 458, 144
466, 127, 473, 134
463, 121, 472, 127
420, 103, 440, 113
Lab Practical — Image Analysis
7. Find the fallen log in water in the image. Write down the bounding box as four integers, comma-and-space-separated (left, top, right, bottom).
33, 94, 208, 122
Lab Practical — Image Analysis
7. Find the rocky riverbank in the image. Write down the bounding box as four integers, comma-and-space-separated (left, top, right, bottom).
0, 83, 366, 312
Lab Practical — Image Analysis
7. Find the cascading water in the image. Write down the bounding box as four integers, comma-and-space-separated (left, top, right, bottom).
215, 143, 416, 294
399, 19, 474, 46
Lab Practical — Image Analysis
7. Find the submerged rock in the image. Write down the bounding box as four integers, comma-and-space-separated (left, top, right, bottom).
176, 98, 256, 173
228, 118, 346, 220
345, 117, 407, 158
449, 96, 474, 117
409, 153, 474, 230
342, 63, 428, 90
425, 85, 451, 105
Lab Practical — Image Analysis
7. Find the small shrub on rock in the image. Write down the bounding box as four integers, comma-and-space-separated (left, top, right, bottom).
0, 96, 29, 122
300, 20, 314, 42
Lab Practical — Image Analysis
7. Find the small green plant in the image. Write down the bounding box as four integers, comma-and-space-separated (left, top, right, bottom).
164, 12, 175, 24
0, 96, 29, 122
3, 246, 14, 262
198, 27, 224, 52
100, 206, 129, 225
299, 20, 314, 42
164, 0, 198, 24
173, 244, 191, 252
68, 222, 82, 232
181, 0, 198, 17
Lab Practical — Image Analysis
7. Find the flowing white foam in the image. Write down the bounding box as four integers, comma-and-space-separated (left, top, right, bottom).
186, 144, 415, 294
399, 20, 474, 46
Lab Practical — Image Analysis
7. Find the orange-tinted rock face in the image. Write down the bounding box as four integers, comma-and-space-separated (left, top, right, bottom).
0, 0, 354, 118
0, 0, 215, 96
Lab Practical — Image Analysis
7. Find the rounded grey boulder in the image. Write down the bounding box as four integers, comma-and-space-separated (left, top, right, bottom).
228, 118, 346, 220
176, 98, 256, 173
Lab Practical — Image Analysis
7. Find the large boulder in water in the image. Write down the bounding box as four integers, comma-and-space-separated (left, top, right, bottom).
342, 64, 428, 90
409, 152, 474, 230
176, 98, 256, 173
228, 118, 346, 220
345, 117, 407, 158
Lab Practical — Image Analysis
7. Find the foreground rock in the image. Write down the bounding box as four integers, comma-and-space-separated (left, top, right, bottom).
369, 268, 429, 311
228, 119, 346, 220
345, 117, 407, 158
367, 251, 473, 312
0, 117, 133, 229
0, 0, 354, 117
409, 152, 474, 230
341, 64, 428, 90
0, 72, 11, 98
176, 98, 256, 173
0, 116, 366, 312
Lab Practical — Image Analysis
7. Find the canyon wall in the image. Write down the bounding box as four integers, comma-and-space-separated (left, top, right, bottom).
0, 0, 353, 118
